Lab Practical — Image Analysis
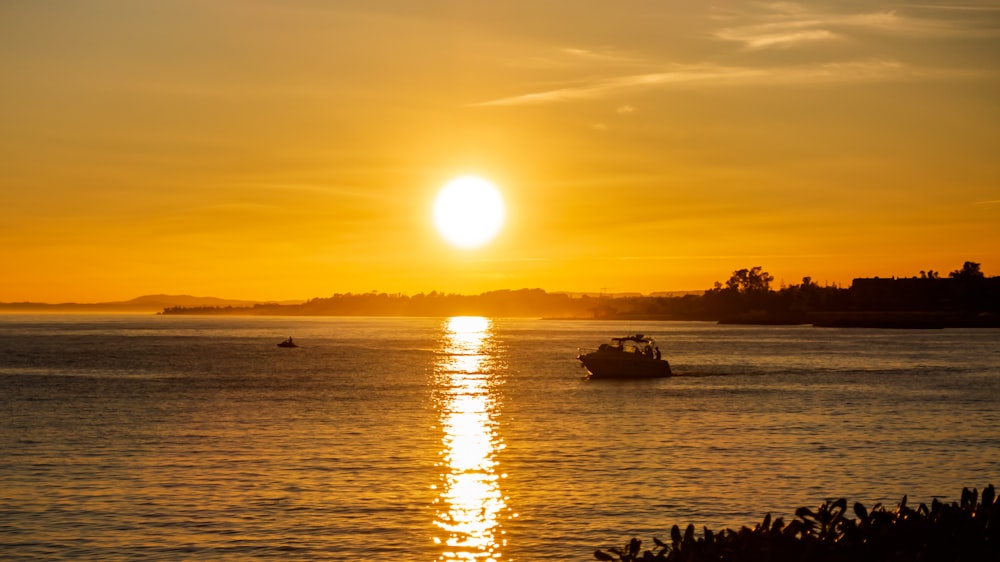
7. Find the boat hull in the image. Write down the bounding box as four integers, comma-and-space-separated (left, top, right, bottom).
578, 351, 671, 378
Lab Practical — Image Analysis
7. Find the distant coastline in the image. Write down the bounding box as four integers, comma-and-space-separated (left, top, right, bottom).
7, 264, 998, 328
0, 294, 303, 314
154, 274, 997, 328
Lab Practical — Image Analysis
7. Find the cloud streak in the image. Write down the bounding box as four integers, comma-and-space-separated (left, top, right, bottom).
716, 4, 1000, 49
721, 28, 839, 49
472, 60, 973, 107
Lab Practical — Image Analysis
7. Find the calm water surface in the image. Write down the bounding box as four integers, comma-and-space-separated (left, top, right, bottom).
1, 315, 998, 560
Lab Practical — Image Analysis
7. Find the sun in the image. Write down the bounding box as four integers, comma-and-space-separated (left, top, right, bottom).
433, 176, 506, 249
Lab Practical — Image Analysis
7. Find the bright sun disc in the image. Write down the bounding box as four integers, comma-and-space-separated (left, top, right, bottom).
433, 176, 505, 249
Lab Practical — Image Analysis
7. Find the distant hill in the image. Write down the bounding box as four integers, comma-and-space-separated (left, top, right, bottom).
0, 294, 302, 313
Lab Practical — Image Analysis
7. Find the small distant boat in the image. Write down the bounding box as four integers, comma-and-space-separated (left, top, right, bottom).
577, 334, 671, 378
278, 337, 297, 348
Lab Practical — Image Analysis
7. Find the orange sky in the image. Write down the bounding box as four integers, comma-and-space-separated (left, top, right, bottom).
2, 1, 998, 302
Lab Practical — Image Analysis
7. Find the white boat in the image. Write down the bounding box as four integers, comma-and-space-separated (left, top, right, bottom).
577, 334, 671, 378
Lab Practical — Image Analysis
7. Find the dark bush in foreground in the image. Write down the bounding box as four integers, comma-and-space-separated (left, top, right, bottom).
595, 485, 997, 561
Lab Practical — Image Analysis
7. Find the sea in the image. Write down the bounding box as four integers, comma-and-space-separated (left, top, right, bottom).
1, 314, 998, 561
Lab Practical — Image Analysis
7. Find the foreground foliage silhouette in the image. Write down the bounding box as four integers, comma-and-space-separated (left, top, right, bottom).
595, 485, 997, 561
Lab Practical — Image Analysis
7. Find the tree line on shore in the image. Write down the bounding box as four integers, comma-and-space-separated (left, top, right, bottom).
160, 261, 999, 327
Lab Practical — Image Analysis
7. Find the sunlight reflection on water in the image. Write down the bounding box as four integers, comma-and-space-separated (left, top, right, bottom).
432, 316, 510, 561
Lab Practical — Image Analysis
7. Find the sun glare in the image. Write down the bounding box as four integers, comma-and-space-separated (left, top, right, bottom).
433, 316, 507, 561
433, 176, 506, 249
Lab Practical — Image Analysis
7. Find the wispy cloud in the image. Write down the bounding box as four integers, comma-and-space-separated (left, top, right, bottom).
561, 47, 639, 64
473, 65, 759, 106
911, 3, 1000, 13
716, 4, 1000, 49
720, 28, 839, 49
509, 47, 646, 70
472, 60, 972, 107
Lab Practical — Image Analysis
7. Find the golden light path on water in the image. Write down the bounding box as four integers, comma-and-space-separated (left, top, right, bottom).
432, 316, 510, 561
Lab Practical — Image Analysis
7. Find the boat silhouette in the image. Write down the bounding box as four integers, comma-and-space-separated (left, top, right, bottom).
577, 334, 671, 378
